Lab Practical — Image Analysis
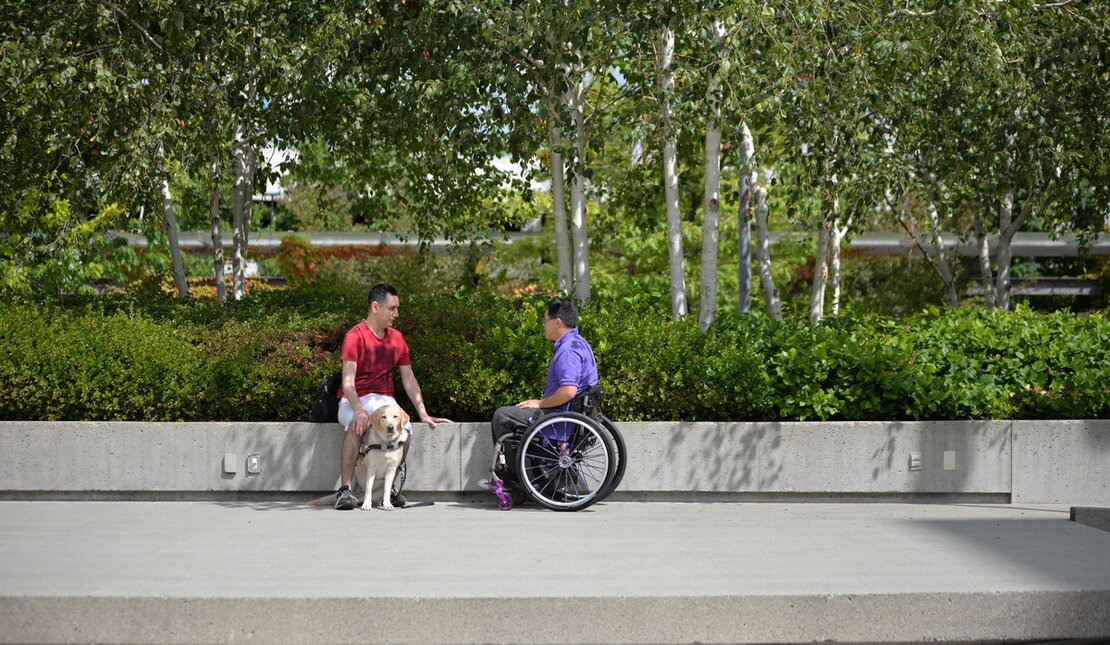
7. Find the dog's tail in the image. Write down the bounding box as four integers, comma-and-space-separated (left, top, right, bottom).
306, 493, 335, 506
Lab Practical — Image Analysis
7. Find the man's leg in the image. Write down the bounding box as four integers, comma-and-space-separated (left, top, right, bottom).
335, 399, 361, 510
490, 406, 540, 444
340, 429, 361, 489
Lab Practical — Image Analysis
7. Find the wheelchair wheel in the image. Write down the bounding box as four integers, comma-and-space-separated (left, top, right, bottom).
596, 415, 626, 500
516, 412, 615, 512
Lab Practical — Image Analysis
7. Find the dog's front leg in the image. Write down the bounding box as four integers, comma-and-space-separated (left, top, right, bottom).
380, 467, 396, 511
360, 470, 376, 510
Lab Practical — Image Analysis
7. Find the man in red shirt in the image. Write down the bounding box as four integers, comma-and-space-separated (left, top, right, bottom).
334, 283, 452, 510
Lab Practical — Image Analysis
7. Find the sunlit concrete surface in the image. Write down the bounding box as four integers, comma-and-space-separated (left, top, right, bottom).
2, 500, 1109, 644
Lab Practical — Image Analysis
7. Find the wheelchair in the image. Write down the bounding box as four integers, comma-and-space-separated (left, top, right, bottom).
486, 387, 626, 512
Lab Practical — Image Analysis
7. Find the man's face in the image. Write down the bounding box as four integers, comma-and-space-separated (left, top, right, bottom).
543, 313, 561, 341
371, 294, 400, 328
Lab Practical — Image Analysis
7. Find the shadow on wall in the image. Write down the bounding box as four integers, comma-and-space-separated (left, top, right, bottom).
651, 422, 770, 493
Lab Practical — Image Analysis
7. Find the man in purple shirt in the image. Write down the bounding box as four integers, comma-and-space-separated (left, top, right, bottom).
490, 297, 599, 443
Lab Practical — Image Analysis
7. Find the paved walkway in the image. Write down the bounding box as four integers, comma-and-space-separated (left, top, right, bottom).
2, 499, 1109, 644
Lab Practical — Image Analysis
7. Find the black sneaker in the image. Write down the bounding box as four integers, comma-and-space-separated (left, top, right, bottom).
335, 487, 357, 510
390, 491, 407, 508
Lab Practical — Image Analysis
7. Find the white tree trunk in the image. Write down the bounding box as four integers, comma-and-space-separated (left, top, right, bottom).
656, 25, 686, 321
548, 116, 573, 294
209, 148, 226, 305
997, 199, 1035, 313
811, 168, 839, 323
566, 76, 590, 302
809, 219, 832, 326
829, 231, 842, 315
231, 120, 256, 301
753, 186, 781, 321
697, 122, 722, 328
830, 208, 849, 316
158, 144, 189, 300
922, 179, 959, 307
737, 123, 756, 316
994, 130, 1022, 311
995, 173, 1016, 311
973, 219, 996, 312
697, 20, 724, 331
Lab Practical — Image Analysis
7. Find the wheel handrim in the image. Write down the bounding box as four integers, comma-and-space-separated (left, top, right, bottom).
521, 417, 610, 509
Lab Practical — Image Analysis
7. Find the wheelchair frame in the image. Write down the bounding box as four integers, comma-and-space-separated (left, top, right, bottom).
488, 410, 626, 512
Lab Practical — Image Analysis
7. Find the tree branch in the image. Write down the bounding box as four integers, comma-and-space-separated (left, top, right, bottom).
886, 8, 939, 17
94, 0, 162, 50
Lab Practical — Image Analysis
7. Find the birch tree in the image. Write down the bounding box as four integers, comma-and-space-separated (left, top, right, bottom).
881, 0, 1109, 311
479, 1, 635, 301
158, 145, 189, 299
655, 23, 687, 320
697, 17, 725, 331
736, 123, 755, 316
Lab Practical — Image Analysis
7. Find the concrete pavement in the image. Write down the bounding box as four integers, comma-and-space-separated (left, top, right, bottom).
2, 499, 1110, 644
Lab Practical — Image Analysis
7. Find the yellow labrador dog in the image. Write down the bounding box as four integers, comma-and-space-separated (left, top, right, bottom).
357, 404, 410, 511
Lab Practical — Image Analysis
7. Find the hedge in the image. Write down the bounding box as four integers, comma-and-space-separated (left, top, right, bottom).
0, 290, 1107, 422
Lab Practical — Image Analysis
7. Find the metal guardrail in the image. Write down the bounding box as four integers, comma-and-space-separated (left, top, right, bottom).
968, 277, 1099, 296
111, 230, 537, 251
839, 232, 1109, 257
113, 231, 1110, 257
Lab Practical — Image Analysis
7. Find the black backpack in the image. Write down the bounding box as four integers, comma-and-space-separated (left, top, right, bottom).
309, 373, 342, 423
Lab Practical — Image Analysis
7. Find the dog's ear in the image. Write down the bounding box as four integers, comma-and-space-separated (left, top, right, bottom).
369, 406, 384, 430
399, 408, 410, 429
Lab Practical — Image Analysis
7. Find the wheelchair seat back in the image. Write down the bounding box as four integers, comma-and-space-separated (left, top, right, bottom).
568, 383, 603, 419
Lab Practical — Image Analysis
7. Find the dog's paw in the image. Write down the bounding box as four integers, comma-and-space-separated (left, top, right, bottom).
359, 503, 374, 511
380, 502, 395, 511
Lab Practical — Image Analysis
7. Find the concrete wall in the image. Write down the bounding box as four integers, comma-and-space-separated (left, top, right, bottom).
0, 420, 1106, 504
1012, 420, 1110, 505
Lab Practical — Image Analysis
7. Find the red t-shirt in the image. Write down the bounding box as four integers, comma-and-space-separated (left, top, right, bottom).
338, 322, 411, 398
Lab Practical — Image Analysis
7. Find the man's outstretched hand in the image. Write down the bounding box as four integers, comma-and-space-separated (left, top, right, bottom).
421, 415, 453, 429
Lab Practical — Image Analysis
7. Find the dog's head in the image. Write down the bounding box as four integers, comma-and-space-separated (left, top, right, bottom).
368, 404, 410, 443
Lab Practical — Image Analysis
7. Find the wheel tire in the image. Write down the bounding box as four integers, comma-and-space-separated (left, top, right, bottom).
596, 415, 627, 500
515, 412, 615, 512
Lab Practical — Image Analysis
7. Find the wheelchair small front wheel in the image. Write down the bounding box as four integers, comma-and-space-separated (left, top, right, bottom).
516, 412, 615, 512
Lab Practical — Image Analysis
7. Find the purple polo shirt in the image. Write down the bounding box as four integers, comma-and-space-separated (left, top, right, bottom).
544, 327, 599, 411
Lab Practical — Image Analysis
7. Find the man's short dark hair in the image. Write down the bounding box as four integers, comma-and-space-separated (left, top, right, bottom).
369, 283, 397, 307
546, 297, 578, 328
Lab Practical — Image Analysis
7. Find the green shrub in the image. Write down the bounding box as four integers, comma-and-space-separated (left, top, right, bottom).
0, 303, 208, 420
0, 292, 1106, 422
588, 302, 772, 421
